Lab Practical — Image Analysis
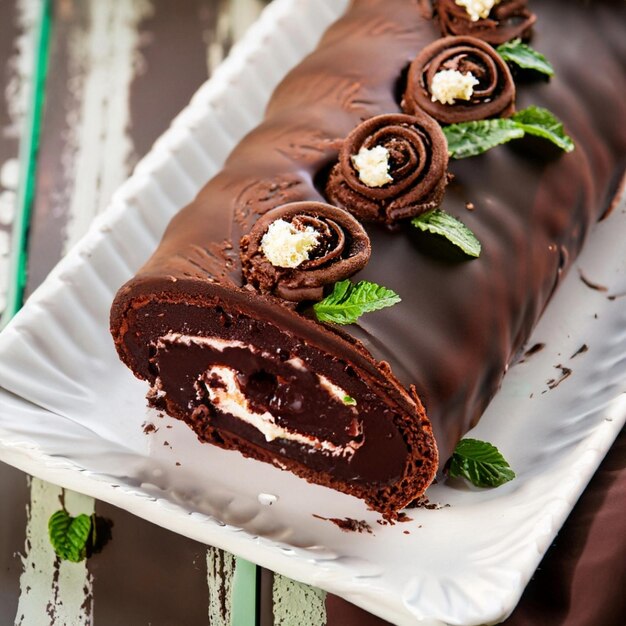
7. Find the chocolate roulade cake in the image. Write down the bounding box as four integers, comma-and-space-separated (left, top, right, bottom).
110, 0, 626, 519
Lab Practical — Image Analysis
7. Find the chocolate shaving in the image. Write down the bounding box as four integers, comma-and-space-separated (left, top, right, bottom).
240, 201, 371, 302
325, 113, 449, 223
403, 36, 515, 124
518, 342, 545, 363
578, 269, 608, 292
435, 0, 536, 46
547, 364, 572, 390
570, 344, 588, 359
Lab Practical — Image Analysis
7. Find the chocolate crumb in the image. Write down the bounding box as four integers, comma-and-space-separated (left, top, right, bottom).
175, 462, 181, 467
607, 292, 626, 301
142, 422, 158, 434
163, 440, 170, 446
397, 512, 413, 523
408, 496, 450, 510
403, 530, 410, 535
313, 515, 373, 534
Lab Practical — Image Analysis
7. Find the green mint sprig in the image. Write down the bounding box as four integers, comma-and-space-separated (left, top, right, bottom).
48, 509, 95, 563
511, 106, 575, 152
412, 209, 481, 258
313, 280, 401, 325
343, 395, 357, 406
443, 106, 575, 159
496, 39, 555, 77
448, 438, 516, 488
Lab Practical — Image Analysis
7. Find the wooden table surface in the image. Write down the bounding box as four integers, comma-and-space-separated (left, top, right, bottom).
0, 2, 624, 625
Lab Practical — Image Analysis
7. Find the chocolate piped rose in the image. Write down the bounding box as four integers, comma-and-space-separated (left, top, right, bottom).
325, 113, 449, 223
403, 36, 515, 124
435, 0, 536, 46
240, 201, 371, 302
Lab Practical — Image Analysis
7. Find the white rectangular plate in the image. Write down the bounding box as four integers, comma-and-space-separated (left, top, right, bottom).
0, 1, 625, 624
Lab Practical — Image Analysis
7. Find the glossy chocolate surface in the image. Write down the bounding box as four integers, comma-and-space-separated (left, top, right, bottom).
112, 0, 626, 482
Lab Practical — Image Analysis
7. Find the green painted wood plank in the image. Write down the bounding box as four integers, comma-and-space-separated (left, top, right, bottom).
232, 558, 259, 626
0, 0, 50, 329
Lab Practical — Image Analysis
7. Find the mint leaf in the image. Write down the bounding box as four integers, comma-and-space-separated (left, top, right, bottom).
497, 39, 554, 76
313, 280, 401, 325
448, 439, 516, 488
443, 118, 524, 158
444, 106, 574, 158
343, 395, 357, 406
512, 106, 575, 152
412, 209, 481, 258
48, 510, 93, 563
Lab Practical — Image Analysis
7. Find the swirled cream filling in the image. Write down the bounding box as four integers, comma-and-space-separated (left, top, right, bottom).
203, 365, 362, 458
154, 334, 363, 458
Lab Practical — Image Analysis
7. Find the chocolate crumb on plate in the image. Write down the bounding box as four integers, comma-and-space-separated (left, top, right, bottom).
313, 515, 373, 534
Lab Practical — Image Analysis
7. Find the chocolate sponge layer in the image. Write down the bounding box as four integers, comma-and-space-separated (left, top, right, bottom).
111, 0, 626, 516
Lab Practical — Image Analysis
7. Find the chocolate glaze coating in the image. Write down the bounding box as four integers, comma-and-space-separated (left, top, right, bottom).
403, 36, 516, 124
111, 0, 626, 511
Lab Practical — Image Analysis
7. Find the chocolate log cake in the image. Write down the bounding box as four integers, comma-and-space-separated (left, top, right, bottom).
111, 0, 626, 518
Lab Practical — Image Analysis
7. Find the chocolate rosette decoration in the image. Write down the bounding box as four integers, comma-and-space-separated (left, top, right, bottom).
325, 113, 449, 224
436, 0, 537, 46
403, 36, 515, 124
240, 201, 371, 302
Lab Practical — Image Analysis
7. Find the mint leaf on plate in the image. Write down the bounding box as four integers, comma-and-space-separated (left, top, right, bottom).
496, 39, 554, 76
412, 209, 481, 258
444, 106, 574, 158
448, 438, 516, 488
313, 280, 401, 325
343, 395, 357, 406
48, 509, 94, 563
511, 106, 575, 153
443, 118, 524, 158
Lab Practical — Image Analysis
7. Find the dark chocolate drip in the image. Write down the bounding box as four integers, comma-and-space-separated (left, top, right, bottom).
435, 0, 537, 45
240, 201, 371, 301
324, 113, 449, 223
111, 0, 626, 495
403, 36, 515, 124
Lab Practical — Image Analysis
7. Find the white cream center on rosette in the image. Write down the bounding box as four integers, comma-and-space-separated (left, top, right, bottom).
430, 69, 479, 105
455, 0, 501, 22
260, 218, 320, 268
351, 145, 394, 188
